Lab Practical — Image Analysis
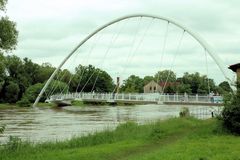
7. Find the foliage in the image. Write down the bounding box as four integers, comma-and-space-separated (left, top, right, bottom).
176, 83, 191, 93
221, 82, 240, 134
217, 81, 232, 94
0, 55, 56, 103
179, 72, 216, 94
0, 0, 7, 11
154, 70, 176, 82
16, 97, 31, 107
4, 81, 19, 103
179, 107, 190, 117
72, 64, 114, 93
35, 63, 55, 83
0, 0, 18, 53
0, 17, 18, 52
143, 76, 154, 85
120, 75, 144, 93
71, 100, 85, 107
0, 54, 116, 104
0, 124, 5, 134
121, 70, 219, 94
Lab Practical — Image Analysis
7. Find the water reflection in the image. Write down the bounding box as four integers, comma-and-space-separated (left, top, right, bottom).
0, 104, 220, 143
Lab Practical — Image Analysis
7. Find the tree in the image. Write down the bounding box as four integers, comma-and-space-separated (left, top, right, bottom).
4, 81, 19, 103
154, 70, 176, 83
20, 83, 44, 103
72, 65, 114, 93
0, 54, 6, 94
0, 0, 7, 10
181, 72, 216, 94
0, 0, 18, 53
176, 83, 191, 94
35, 63, 55, 83
221, 81, 240, 134
143, 76, 154, 85
22, 58, 40, 84
218, 81, 232, 94
120, 75, 144, 93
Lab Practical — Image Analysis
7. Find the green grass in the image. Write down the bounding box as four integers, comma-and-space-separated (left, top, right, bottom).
0, 103, 56, 109
0, 103, 18, 109
0, 118, 240, 160
36, 102, 56, 108
71, 100, 85, 107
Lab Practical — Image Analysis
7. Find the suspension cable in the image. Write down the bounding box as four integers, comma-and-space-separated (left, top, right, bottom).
162, 30, 185, 94
46, 51, 78, 98
108, 17, 142, 94
80, 21, 123, 93
112, 18, 154, 93
91, 20, 127, 93
46, 69, 62, 99
156, 21, 169, 86
59, 51, 80, 95
75, 33, 102, 93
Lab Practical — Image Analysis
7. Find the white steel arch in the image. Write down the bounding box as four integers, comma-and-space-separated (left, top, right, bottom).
33, 14, 232, 107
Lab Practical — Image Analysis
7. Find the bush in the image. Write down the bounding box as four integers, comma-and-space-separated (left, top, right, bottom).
221, 104, 240, 134
221, 82, 240, 134
16, 98, 31, 107
179, 107, 190, 117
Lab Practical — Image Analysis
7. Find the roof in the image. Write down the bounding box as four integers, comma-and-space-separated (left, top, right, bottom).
144, 80, 180, 87
229, 63, 240, 72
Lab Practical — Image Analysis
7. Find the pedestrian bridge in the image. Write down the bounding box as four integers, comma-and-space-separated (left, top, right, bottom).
33, 14, 232, 107
47, 92, 223, 106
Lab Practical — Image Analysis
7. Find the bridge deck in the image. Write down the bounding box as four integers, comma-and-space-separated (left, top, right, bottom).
48, 92, 223, 106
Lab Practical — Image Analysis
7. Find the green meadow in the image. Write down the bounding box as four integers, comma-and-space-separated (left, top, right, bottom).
0, 118, 239, 160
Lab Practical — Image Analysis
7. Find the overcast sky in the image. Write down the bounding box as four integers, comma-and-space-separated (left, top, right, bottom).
5, 0, 240, 84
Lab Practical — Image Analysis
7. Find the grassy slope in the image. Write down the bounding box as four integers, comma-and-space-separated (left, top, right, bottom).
0, 118, 240, 160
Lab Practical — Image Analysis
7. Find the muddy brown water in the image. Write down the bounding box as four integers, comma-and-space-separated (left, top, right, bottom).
0, 104, 221, 143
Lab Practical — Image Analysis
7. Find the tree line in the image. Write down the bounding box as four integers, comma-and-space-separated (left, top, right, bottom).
120, 70, 232, 95
0, 54, 115, 105
0, 54, 232, 106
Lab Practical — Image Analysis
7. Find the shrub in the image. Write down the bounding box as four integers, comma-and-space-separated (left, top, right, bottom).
221, 104, 240, 134
179, 107, 190, 117
16, 97, 31, 107
221, 82, 240, 134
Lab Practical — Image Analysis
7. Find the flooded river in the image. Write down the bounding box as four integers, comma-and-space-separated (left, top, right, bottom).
0, 104, 221, 143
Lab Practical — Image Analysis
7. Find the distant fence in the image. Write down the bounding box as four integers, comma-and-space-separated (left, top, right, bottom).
190, 107, 223, 119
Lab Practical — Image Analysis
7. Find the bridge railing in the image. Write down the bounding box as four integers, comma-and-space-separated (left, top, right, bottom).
49, 92, 222, 104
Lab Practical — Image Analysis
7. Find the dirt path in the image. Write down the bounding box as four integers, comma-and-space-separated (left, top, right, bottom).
109, 131, 189, 160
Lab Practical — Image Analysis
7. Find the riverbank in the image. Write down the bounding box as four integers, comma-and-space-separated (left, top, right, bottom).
0, 118, 239, 160
0, 104, 18, 109
0, 103, 55, 109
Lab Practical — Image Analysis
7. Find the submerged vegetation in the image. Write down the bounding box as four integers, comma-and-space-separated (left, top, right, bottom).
0, 125, 5, 134
0, 118, 240, 160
